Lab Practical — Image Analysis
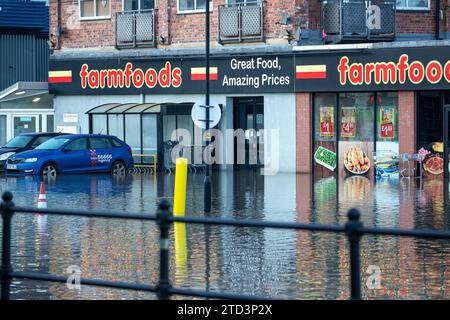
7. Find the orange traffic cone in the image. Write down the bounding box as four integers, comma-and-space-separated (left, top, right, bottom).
38, 182, 47, 209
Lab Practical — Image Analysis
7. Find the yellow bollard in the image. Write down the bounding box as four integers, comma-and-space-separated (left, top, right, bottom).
173, 158, 188, 282
173, 158, 188, 217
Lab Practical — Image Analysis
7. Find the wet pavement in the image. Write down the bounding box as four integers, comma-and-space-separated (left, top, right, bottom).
0, 171, 449, 299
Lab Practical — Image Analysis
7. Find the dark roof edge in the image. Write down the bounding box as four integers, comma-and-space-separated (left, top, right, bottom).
50, 44, 294, 60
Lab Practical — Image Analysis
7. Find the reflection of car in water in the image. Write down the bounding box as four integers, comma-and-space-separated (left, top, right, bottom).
5, 134, 134, 178
0, 133, 64, 172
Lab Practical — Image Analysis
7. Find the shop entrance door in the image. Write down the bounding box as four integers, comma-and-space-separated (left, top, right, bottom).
444, 105, 450, 179
233, 97, 264, 169
13, 115, 38, 136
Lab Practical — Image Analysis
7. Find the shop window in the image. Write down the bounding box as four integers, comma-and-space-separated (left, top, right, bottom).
338, 93, 374, 177
313, 93, 337, 179
47, 115, 54, 133
417, 91, 443, 151
396, 0, 430, 10
0, 115, 6, 146
375, 92, 399, 177
79, 0, 111, 19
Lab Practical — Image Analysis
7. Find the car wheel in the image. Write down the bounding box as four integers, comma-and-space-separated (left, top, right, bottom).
111, 161, 126, 176
42, 163, 57, 178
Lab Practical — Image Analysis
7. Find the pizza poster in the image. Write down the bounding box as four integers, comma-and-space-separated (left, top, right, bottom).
380, 107, 395, 139
340, 107, 356, 138
320, 106, 334, 137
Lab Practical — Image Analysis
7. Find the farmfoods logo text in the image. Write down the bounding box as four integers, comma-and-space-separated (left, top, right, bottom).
338, 54, 450, 86
79, 62, 182, 89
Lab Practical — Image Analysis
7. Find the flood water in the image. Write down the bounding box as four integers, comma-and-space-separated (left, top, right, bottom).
0, 171, 449, 299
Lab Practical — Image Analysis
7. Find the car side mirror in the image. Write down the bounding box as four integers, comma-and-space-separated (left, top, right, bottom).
63, 148, 72, 153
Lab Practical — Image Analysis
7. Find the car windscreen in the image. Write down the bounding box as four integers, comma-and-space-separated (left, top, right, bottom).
3, 135, 34, 148
35, 137, 71, 150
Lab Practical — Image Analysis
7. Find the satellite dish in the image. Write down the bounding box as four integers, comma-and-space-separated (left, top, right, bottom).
191, 103, 222, 129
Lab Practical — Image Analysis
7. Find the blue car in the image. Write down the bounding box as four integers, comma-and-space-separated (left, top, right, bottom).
5, 134, 134, 177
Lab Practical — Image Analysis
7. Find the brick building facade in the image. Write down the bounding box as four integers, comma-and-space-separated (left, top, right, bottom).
49, 0, 450, 50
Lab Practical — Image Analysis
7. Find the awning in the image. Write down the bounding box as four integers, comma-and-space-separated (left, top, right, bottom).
85, 103, 194, 115
0, 82, 49, 103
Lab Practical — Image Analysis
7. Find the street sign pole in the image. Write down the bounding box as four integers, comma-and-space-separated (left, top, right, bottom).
204, 0, 211, 213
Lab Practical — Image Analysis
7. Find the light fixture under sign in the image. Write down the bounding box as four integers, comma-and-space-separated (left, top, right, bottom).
32, 97, 41, 103
15, 91, 26, 95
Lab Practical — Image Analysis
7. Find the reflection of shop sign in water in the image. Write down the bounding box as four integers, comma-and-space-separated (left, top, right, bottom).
320, 107, 334, 137
379, 107, 395, 139
341, 107, 356, 138
314, 146, 337, 171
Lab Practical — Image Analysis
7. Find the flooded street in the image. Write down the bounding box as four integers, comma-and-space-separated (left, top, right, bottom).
0, 171, 449, 299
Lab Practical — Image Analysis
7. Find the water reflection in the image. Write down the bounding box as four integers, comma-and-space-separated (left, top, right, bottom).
0, 171, 449, 299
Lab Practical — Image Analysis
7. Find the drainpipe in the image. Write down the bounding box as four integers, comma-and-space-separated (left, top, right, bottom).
435, 0, 440, 40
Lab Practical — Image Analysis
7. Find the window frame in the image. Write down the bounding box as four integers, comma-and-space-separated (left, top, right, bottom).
396, 0, 430, 11
79, 0, 112, 21
177, 0, 213, 14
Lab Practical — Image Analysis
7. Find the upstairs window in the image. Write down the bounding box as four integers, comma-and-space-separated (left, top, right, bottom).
178, 0, 212, 13
123, 0, 155, 11
396, 0, 430, 10
79, 0, 111, 19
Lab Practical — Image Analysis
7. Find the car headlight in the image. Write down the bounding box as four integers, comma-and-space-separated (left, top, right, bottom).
0, 152, 15, 161
23, 158, 38, 163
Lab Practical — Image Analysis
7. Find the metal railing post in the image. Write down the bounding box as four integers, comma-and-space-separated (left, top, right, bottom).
345, 208, 362, 300
156, 199, 172, 299
1, 191, 15, 300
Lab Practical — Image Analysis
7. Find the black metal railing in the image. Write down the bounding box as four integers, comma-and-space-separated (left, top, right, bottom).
116, 9, 156, 49
321, 0, 396, 44
218, 1, 264, 44
2, 190, 450, 300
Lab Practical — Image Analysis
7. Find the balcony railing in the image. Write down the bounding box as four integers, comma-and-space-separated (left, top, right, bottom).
321, 0, 396, 44
218, 1, 264, 44
116, 9, 156, 49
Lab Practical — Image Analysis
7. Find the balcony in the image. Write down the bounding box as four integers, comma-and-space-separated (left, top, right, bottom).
218, 1, 264, 44
116, 9, 156, 49
321, 0, 396, 44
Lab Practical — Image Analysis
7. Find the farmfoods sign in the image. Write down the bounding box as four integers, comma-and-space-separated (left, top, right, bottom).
49, 55, 295, 95
295, 45, 450, 92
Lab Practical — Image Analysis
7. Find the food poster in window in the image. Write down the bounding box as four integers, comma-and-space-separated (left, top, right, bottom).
379, 107, 395, 139
319, 106, 334, 137
340, 107, 356, 138
339, 141, 373, 177
314, 105, 337, 179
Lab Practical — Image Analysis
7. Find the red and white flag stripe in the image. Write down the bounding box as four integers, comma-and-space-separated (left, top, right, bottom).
48, 70, 73, 83
191, 67, 218, 81
296, 65, 327, 79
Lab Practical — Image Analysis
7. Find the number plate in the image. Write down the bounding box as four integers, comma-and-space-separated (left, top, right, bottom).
7, 164, 17, 170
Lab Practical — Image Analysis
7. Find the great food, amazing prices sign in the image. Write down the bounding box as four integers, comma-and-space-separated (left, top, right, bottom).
294, 46, 450, 92
48, 55, 295, 95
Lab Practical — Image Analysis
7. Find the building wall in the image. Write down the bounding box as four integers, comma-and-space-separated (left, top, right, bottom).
49, 0, 450, 51
398, 91, 416, 176
295, 92, 311, 173
53, 93, 297, 172
0, 33, 49, 90
49, 0, 297, 50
